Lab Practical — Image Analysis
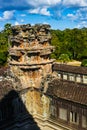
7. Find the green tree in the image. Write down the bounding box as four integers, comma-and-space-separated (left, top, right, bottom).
51, 28, 87, 61
4, 23, 12, 36
0, 23, 12, 66
81, 59, 87, 67
58, 53, 70, 63
0, 52, 8, 66
51, 29, 63, 59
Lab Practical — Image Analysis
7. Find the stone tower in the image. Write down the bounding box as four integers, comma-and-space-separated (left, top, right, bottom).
8, 24, 55, 129
9, 24, 54, 90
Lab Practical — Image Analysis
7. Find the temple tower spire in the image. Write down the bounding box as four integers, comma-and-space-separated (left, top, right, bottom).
9, 24, 54, 90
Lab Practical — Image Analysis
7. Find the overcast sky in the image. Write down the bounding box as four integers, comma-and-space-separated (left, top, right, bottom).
0, 0, 87, 30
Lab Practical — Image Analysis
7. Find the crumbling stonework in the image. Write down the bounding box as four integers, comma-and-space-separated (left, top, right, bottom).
8, 24, 56, 130
9, 24, 55, 90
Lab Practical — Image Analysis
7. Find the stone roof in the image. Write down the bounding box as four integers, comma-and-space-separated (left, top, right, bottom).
47, 79, 87, 106
53, 63, 87, 75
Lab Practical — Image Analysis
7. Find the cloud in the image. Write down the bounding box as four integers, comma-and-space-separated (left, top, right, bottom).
14, 21, 20, 25
27, 0, 61, 7
0, 0, 87, 20
0, 0, 31, 10
21, 14, 26, 17
0, 10, 15, 21
0, 0, 61, 10
0, 0, 87, 28
0, 0, 87, 11
67, 7, 87, 22
67, 13, 77, 20
76, 21, 87, 28
67, 12, 81, 21
0, 0, 61, 18
63, 0, 87, 7
21, 19, 24, 22
29, 6, 51, 16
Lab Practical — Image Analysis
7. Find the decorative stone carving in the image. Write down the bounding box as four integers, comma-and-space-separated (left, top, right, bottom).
9, 24, 55, 89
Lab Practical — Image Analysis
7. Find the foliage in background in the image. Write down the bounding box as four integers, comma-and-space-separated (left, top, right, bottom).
0, 52, 8, 66
58, 54, 70, 63
51, 28, 87, 62
0, 23, 12, 66
81, 59, 87, 67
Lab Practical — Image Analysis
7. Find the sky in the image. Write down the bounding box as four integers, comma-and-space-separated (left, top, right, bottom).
0, 0, 87, 30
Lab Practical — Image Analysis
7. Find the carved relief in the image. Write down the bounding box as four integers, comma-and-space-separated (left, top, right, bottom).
9, 24, 54, 89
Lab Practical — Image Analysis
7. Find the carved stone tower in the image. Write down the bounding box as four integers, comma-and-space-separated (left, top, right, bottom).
9, 24, 54, 90
8, 24, 55, 129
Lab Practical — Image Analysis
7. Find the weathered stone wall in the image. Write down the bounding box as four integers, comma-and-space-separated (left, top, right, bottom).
9, 24, 55, 89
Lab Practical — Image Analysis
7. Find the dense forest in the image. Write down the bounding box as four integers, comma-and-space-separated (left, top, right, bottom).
0, 23, 12, 66
0, 23, 87, 66
51, 28, 87, 60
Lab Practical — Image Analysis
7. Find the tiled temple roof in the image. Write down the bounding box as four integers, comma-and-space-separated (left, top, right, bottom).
47, 79, 87, 106
53, 63, 87, 75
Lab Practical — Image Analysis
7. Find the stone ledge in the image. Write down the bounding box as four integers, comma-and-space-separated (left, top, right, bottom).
9, 59, 55, 66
